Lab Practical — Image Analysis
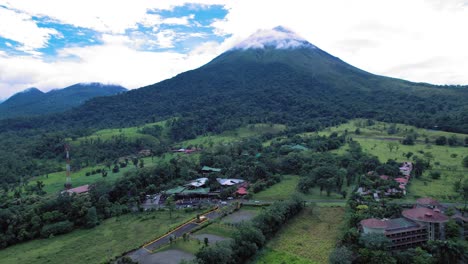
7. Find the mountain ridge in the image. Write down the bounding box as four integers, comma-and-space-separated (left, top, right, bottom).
0, 83, 127, 119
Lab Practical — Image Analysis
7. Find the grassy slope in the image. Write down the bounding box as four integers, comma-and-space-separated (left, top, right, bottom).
179, 124, 286, 147
72, 120, 170, 143
30, 153, 186, 195
319, 119, 467, 201
252, 175, 353, 201
253, 206, 345, 264
0, 210, 202, 264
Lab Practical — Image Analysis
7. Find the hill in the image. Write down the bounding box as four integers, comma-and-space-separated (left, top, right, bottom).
0, 83, 127, 119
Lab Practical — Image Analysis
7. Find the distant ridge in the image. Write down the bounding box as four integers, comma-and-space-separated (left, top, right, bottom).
0, 83, 127, 119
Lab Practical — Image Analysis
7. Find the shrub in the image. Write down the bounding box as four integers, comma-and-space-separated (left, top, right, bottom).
40, 220, 74, 238
430, 171, 441, 180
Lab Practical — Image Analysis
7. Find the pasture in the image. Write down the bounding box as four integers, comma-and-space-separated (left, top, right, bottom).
253, 206, 345, 264
0, 210, 202, 264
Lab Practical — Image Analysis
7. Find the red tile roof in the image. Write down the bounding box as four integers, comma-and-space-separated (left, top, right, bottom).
360, 218, 388, 229
66, 184, 90, 194
395, 177, 408, 184
416, 197, 440, 206
236, 187, 248, 195
402, 207, 449, 223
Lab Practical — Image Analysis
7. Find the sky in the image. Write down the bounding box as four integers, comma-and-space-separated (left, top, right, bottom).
0, 0, 467, 99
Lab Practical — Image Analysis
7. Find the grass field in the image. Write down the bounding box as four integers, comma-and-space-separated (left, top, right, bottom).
0, 210, 202, 264
29, 153, 185, 195
319, 120, 467, 202
180, 124, 286, 147
72, 120, 170, 144
253, 206, 345, 264
252, 175, 352, 201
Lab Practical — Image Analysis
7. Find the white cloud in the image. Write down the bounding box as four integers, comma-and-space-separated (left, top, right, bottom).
0, 0, 468, 98
162, 14, 195, 25
0, 0, 223, 33
0, 7, 59, 53
0, 38, 223, 97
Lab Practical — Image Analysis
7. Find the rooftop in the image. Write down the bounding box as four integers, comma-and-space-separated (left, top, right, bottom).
187, 177, 208, 187
416, 197, 440, 206
361, 218, 388, 229
361, 217, 420, 231
65, 184, 90, 194
217, 178, 245, 186
402, 207, 449, 223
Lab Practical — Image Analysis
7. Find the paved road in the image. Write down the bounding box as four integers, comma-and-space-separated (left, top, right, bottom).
145, 222, 199, 251
127, 207, 223, 263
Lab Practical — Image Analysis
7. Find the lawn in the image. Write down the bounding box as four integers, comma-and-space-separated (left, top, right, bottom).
29, 153, 183, 195
179, 124, 286, 147
252, 175, 352, 201
0, 210, 203, 264
352, 138, 467, 201
194, 222, 237, 238
321, 119, 467, 202
253, 206, 345, 264
72, 120, 170, 143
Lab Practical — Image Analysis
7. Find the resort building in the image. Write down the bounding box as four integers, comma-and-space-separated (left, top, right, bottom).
360, 197, 467, 248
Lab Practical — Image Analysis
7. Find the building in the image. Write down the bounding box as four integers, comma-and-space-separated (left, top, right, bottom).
217, 178, 245, 186
402, 207, 449, 240
187, 178, 208, 188
399, 162, 413, 176
64, 184, 90, 195
361, 218, 427, 249
359, 197, 465, 249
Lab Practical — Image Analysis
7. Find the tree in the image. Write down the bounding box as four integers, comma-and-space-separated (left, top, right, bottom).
447, 135, 459, 146
430, 171, 441, 180
195, 242, 233, 264
132, 158, 138, 168
402, 135, 415, 145
435, 136, 447, 145
35, 181, 45, 195
330, 246, 354, 264
387, 142, 399, 152
412, 156, 430, 178
85, 207, 99, 228
139, 159, 144, 168
463, 156, 468, 168
445, 219, 460, 239
359, 233, 391, 250
453, 177, 468, 210
427, 240, 468, 264
165, 195, 176, 219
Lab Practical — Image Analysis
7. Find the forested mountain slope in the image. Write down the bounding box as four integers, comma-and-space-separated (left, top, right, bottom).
0, 83, 127, 119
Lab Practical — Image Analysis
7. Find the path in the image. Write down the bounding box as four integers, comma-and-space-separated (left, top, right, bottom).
127, 208, 222, 262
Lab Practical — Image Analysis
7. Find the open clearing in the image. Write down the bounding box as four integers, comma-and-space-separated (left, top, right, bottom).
221, 207, 260, 224
180, 124, 286, 147
253, 206, 345, 264
28, 152, 189, 195
252, 175, 353, 201
0, 210, 201, 264
319, 120, 467, 202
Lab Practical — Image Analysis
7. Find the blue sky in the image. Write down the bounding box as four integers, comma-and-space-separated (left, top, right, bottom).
0, 0, 467, 99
